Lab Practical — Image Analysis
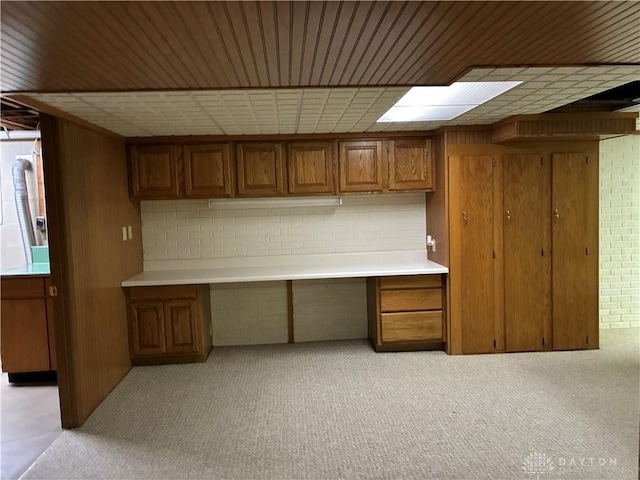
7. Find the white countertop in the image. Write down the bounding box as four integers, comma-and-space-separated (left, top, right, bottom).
121, 251, 448, 287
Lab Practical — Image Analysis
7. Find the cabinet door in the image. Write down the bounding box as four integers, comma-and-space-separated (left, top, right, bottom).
388, 139, 434, 191
130, 302, 166, 356
130, 144, 180, 199
236, 143, 286, 196
1, 298, 51, 373
164, 300, 199, 354
338, 140, 385, 192
552, 153, 598, 350
45, 278, 57, 370
184, 144, 232, 198
450, 155, 496, 354
503, 154, 550, 352
287, 142, 335, 195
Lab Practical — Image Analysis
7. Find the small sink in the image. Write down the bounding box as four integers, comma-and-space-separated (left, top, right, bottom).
31, 245, 50, 264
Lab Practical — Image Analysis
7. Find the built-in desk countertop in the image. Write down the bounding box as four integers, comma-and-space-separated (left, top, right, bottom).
121, 250, 448, 287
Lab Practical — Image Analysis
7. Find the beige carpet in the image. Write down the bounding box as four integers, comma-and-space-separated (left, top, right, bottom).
23, 329, 639, 479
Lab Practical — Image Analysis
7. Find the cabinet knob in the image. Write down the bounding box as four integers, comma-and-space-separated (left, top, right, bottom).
48, 286, 58, 297
505, 209, 511, 221
462, 211, 468, 225
554, 208, 559, 224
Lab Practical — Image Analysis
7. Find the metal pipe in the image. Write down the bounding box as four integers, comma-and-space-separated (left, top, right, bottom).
12, 158, 37, 264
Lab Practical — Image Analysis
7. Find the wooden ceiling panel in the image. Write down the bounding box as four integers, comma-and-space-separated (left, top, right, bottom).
1, 1, 639, 93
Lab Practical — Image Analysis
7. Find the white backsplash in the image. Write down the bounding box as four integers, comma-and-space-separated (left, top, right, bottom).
141, 193, 426, 262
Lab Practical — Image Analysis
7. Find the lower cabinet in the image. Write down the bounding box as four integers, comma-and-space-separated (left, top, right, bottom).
367, 274, 445, 351
126, 285, 212, 365
0, 275, 56, 375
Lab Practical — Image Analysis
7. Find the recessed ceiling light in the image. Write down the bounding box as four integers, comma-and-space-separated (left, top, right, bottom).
377, 81, 522, 122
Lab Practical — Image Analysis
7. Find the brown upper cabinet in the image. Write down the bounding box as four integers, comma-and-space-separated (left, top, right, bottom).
338, 140, 385, 193
130, 144, 180, 199
183, 144, 233, 198
287, 141, 335, 195
388, 139, 434, 191
130, 143, 232, 199
128, 136, 436, 200
236, 143, 286, 196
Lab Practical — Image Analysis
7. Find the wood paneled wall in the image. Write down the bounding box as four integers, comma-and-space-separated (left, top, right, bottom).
426, 133, 448, 268
41, 114, 142, 428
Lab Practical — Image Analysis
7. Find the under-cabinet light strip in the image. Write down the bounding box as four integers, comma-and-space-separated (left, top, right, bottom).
208, 196, 343, 210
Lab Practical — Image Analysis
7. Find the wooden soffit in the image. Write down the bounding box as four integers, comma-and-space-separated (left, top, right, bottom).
491, 113, 639, 142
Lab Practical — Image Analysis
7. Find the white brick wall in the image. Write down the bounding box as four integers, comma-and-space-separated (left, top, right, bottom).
141, 193, 426, 261
292, 278, 368, 342
210, 281, 288, 346
599, 135, 640, 329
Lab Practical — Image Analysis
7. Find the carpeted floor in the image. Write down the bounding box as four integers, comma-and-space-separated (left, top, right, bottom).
22, 329, 639, 480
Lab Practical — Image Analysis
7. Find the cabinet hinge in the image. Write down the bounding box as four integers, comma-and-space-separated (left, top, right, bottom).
492, 250, 496, 259
586, 156, 589, 165
492, 158, 496, 167
586, 247, 589, 255
586, 336, 589, 345
493, 339, 497, 348
540, 157, 544, 166
541, 248, 544, 257
542, 337, 545, 347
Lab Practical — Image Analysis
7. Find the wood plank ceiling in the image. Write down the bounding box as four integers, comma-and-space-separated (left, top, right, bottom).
2, 1, 640, 93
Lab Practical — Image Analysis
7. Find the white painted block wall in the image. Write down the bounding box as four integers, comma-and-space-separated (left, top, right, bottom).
599, 135, 640, 329
141, 193, 426, 345
210, 281, 288, 346
292, 278, 368, 342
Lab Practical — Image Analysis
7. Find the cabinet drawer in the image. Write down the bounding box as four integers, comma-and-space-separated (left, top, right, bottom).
379, 275, 442, 290
380, 288, 442, 312
1, 277, 46, 299
381, 311, 443, 343
129, 285, 197, 301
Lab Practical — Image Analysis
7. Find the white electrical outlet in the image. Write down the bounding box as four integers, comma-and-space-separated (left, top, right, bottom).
122, 227, 127, 241
127, 225, 133, 240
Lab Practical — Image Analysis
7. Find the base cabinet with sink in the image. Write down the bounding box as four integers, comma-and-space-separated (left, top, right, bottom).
126, 285, 212, 365
1, 275, 57, 377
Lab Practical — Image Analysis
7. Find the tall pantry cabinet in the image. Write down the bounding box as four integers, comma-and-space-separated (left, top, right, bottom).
435, 133, 599, 355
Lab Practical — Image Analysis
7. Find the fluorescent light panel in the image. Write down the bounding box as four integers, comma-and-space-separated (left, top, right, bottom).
377, 81, 522, 122
208, 196, 343, 210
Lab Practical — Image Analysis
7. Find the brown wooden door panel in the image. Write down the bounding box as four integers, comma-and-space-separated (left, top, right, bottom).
46, 296, 57, 370
184, 144, 232, 197
287, 142, 335, 195
237, 143, 286, 196
1, 298, 51, 373
338, 140, 385, 192
503, 154, 550, 352
457, 155, 495, 354
130, 302, 166, 356
164, 300, 199, 354
130, 144, 180, 198
388, 139, 434, 191
552, 153, 597, 350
